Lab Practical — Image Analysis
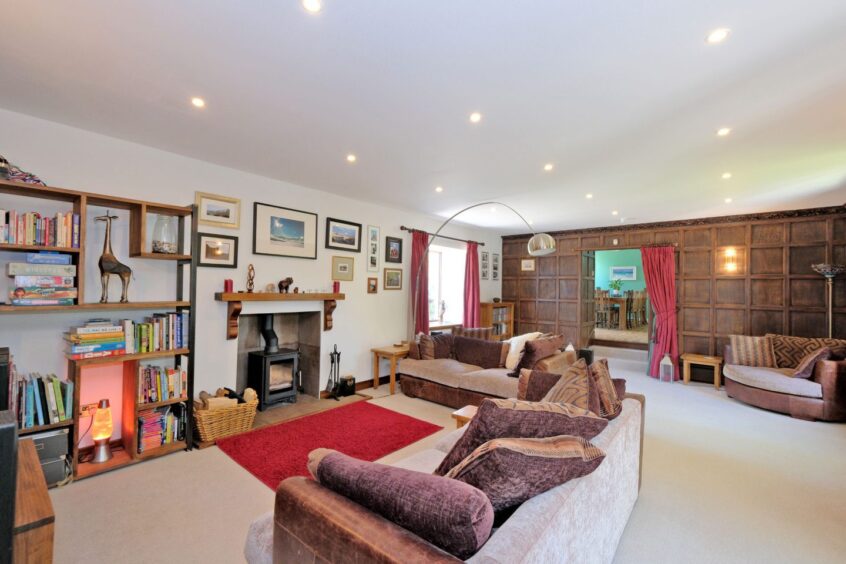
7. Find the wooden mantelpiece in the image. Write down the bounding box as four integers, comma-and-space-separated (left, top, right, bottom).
214, 292, 346, 339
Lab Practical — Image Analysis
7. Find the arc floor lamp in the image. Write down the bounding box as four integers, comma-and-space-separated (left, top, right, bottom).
410, 201, 556, 337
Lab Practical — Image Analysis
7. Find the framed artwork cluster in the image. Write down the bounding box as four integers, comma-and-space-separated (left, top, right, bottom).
196, 191, 405, 293
481, 251, 490, 280
492, 253, 500, 280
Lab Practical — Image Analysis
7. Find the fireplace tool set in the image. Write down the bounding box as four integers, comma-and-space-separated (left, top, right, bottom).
326, 345, 355, 400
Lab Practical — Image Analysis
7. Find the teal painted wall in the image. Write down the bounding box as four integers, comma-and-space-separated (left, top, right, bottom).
595, 249, 646, 292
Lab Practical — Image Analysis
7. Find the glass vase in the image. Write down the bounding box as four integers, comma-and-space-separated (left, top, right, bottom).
152, 215, 178, 254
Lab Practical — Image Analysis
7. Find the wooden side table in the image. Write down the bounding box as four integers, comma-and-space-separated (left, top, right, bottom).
451, 405, 478, 428
681, 353, 724, 390
371, 344, 409, 395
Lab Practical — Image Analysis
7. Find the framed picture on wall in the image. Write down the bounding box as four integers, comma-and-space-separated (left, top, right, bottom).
610, 266, 637, 280
325, 218, 362, 252
253, 202, 318, 259
331, 256, 355, 281
197, 232, 238, 268
385, 236, 403, 263
384, 268, 402, 290
367, 277, 378, 294
492, 253, 500, 280
367, 225, 380, 272
481, 251, 490, 280
196, 192, 241, 229
521, 258, 536, 272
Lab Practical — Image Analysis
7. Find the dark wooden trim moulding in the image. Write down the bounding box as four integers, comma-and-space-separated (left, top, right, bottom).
503, 204, 846, 240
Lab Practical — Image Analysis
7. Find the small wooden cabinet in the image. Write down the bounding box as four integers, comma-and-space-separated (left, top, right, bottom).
480, 302, 514, 341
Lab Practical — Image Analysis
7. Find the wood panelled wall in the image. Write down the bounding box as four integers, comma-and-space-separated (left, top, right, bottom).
502, 207, 846, 360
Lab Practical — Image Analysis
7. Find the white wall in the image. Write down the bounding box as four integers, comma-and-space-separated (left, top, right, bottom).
0, 108, 503, 397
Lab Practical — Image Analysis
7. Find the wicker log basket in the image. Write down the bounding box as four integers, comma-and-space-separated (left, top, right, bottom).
193, 399, 258, 443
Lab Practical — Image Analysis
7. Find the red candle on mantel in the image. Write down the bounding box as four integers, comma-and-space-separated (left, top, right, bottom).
333, 281, 340, 293
224, 279, 234, 292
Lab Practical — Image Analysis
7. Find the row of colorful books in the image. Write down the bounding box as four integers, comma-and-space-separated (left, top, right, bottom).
137, 365, 188, 404
6, 261, 78, 306
65, 314, 190, 360
0, 210, 80, 248
11, 372, 74, 430
137, 403, 186, 453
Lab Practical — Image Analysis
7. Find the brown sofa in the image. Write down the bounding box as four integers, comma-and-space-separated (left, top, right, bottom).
399, 349, 577, 409
723, 345, 846, 421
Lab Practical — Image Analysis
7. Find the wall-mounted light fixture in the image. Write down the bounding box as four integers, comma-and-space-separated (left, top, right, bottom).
724, 248, 738, 273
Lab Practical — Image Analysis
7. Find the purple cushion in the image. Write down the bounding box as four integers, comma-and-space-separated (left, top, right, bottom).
509, 335, 566, 377
453, 335, 507, 369
309, 449, 494, 559
792, 347, 831, 378
445, 435, 606, 511
517, 369, 562, 401
434, 398, 607, 476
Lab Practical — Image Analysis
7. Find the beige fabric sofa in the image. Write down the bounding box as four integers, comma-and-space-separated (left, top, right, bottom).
244, 395, 644, 563
399, 350, 576, 409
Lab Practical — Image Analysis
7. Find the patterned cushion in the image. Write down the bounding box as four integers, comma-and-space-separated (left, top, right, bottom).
588, 359, 622, 419
509, 335, 566, 377
453, 336, 508, 369
454, 326, 494, 341
792, 347, 831, 378
419, 333, 454, 360
308, 449, 494, 559
541, 358, 601, 415
729, 335, 777, 368
505, 332, 543, 369
433, 398, 607, 476
766, 334, 846, 368
444, 435, 606, 511
517, 369, 562, 401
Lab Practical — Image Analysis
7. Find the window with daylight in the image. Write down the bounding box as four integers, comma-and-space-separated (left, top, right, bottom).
428, 244, 465, 325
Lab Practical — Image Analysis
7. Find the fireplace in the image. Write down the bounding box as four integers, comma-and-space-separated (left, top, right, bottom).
248, 348, 299, 410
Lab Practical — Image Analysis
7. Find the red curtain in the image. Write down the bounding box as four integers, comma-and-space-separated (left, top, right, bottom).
464, 242, 481, 328
411, 230, 430, 335
641, 246, 679, 378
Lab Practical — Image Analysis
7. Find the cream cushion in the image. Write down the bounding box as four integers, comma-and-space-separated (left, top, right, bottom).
723, 364, 823, 399
505, 332, 543, 369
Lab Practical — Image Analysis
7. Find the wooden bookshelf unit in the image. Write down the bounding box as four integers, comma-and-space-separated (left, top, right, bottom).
0, 178, 198, 481
480, 301, 514, 341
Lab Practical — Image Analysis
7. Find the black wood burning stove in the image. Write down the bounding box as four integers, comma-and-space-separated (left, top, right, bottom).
248, 314, 299, 411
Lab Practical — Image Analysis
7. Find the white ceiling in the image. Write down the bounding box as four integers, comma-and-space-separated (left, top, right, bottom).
2, 1, 846, 233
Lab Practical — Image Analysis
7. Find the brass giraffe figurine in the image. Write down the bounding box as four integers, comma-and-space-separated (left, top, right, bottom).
95, 211, 132, 303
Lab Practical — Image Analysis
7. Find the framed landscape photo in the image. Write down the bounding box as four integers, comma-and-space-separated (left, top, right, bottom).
385, 236, 403, 263
367, 277, 378, 294
521, 258, 536, 272
331, 256, 354, 281
253, 202, 317, 259
196, 192, 240, 229
198, 232, 238, 268
367, 225, 380, 272
384, 268, 402, 290
492, 253, 500, 281
326, 218, 362, 252
611, 266, 637, 281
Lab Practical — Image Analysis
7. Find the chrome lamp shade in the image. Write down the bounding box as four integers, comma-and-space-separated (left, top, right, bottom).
528, 233, 556, 256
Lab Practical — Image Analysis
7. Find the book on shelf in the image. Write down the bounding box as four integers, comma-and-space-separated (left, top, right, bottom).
6, 262, 77, 276
13, 275, 75, 288
25, 252, 72, 265
10, 298, 76, 306
0, 210, 80, 248
137, 365, 188, 404
9, 288, 78, 300
137, 403, 186, 453
65, 313, 189, 359
7, 367, 74, 430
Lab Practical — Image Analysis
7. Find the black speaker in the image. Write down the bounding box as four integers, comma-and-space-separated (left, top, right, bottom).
578, 348, 594, 365
0, 410, 17, 564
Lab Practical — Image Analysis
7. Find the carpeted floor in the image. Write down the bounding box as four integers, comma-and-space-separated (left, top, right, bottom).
48, 348, 846, 563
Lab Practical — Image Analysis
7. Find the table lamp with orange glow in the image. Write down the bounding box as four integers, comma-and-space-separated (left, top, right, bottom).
91, 399, 113, 463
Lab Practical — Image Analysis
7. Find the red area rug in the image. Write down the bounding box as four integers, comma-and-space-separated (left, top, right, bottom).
216, 401, 442, 488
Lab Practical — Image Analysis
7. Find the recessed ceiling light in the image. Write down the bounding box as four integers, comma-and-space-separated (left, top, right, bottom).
469, 112, 482, 124
722, 172, 732, 179
302, 0, 322, 13
346, 154, 357, 163
528, 220, 534, 226
489, 206, 497, 213
620, 217, 626, 223
724, 197, 733, 203
706, 28, 731, 44
543, 163, 554, 172
717, 127, 732, 137
435, 186, 443, 193
611, 210, 619, 216
585, 193, 593, 199
190, 97, 205, 108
